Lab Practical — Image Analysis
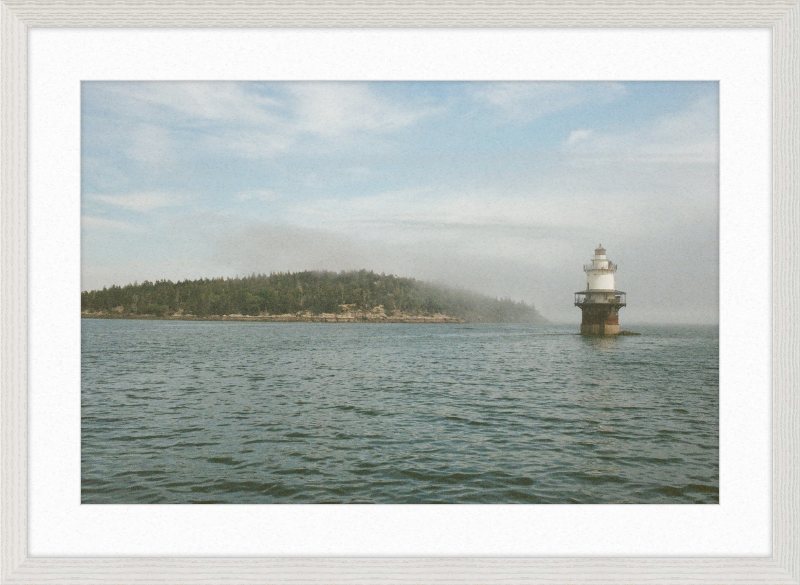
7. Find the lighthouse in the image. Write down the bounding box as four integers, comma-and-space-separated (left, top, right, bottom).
574, 244, 627, 335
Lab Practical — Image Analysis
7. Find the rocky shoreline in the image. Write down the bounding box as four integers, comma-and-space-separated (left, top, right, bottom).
81, 308, 464, 324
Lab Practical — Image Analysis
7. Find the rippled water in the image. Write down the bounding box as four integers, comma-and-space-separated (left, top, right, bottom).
82, 320, 718, 504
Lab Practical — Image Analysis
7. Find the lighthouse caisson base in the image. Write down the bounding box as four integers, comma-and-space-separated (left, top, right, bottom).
577, 301, 621, 336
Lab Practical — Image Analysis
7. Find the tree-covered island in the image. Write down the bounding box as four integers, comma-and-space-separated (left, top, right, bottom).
81, 270, 547, 324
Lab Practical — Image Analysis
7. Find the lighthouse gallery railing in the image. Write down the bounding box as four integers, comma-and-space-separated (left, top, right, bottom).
574, 292, 626, 305
583, 261, 617, 272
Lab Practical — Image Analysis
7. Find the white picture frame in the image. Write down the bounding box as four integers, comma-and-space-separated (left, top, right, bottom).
2, 2, 798, 583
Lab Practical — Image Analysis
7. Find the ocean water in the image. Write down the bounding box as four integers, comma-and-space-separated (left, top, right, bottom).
81, 319, 718, 504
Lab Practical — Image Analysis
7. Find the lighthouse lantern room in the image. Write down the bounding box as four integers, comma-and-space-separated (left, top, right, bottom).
574, 245, 627, 335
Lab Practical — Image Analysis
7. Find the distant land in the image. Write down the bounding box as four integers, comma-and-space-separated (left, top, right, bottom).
80, 270, 547, 324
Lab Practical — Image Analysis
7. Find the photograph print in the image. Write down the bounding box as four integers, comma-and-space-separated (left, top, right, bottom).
81, 81, 719, 503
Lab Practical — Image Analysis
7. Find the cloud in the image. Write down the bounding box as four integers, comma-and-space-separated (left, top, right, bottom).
236, 189, 279, 202
345, 166, 371, 177
472, 82, 626, 122
103, 81, 281, 125
91, 192, 184, 212
647, 94, 719, 161
211, 129, 295, 159
289, 83, 438, 137
207, 83, 439, 158
567, 129, 593, 145
81, 216, 139, 232
90, 82, 439, 161
126, 124, 174, 164
563, 95, 719, 165
286, 185, 710, 244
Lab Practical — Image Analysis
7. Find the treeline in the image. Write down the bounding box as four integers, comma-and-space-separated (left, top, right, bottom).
80, 270, 546, 323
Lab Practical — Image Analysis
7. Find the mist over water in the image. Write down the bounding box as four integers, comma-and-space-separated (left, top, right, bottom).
82, 319, 718, 504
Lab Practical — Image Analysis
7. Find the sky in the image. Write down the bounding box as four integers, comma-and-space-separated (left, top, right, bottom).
81, 81, 719, 324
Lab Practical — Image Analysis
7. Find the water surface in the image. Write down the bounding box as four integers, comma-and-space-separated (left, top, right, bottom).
82, 320, 718, 503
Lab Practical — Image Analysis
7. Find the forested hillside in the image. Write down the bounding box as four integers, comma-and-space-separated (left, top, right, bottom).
81, 270, 546, 323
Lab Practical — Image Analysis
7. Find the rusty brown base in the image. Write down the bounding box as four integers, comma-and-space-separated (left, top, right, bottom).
578, 303, 622, 336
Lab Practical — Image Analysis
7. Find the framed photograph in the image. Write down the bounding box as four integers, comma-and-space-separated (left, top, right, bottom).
2, 1, 797, 583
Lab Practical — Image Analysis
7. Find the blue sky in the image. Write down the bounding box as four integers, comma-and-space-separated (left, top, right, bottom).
81, 81, 719, 323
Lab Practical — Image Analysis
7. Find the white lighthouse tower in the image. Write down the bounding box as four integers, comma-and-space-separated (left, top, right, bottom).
574, 244, 627, 335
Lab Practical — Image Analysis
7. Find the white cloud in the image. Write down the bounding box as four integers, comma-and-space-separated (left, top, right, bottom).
472, 82, 626, 122
290, 83, 437, 137
345, 166, 371, 177
126, 124, 174, 164
91, 192, 184, 212
647, 94, 719, 161
287, 188, 694, 246
236, 189, 279, 202
567, 129, 593, 145
81, 216, 139, 232
211, 129, 295, 159
563, 95, 719, 165
105, 82, 281, 125
96, 82, 438, 161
